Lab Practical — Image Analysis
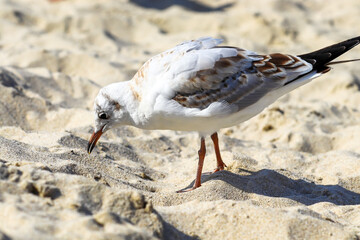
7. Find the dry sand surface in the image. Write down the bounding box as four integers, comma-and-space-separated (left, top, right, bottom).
1, 0, 360, 239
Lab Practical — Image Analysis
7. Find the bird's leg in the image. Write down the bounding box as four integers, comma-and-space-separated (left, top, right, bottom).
193, 137, 206, 189
176, 137, 206, 193
211, 132, 227, 173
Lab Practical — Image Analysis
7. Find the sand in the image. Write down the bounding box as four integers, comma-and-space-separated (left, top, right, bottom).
1, 0, 360, 239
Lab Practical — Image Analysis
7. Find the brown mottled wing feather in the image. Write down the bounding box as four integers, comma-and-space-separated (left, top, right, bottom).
173, 50, 312, 111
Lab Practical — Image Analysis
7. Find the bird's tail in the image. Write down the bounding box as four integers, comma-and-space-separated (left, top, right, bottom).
298, 36, 360, 73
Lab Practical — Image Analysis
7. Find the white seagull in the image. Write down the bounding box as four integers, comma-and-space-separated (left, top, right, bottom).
88, 36, 360, 192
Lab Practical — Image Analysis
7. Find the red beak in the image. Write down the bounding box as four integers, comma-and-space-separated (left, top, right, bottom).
87, 129, 103, 154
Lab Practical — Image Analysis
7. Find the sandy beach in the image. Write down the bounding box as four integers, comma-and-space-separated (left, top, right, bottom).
1, 0, 360, 239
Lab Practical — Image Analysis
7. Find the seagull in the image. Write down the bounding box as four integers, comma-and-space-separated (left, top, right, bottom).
88, 36, 360, 192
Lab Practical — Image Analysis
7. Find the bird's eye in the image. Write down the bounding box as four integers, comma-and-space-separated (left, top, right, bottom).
98, 112, 109, 119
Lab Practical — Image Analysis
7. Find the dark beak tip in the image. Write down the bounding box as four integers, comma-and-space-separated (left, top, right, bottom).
87, 140, 96, 154
87, 143, 92, 154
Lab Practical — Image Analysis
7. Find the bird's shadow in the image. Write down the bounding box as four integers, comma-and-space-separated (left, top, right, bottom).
129, 0, 234, 12
180, 168, 360, 206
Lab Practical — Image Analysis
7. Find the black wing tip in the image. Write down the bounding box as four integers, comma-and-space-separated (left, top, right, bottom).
298, 36, 360, 71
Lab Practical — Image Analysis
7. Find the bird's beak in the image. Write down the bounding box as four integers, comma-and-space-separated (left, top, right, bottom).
87, 128, 103, 154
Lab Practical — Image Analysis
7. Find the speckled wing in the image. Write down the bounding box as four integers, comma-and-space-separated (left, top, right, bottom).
170, 45, 313, 112
132, 37, 313, 115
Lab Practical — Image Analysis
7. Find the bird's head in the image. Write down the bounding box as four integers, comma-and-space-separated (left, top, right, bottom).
87, 83, 132, 154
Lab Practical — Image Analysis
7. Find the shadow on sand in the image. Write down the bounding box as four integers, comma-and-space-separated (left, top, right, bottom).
181, 168, 360, 206
129, 0, 234, 12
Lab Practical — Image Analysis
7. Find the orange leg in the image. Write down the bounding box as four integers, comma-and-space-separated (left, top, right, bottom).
211, 132, 227, 173
177, 137, 206, 192
193, 137, 206, 189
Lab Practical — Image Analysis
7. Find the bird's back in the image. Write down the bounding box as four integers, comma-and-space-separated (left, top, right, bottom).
129, 37, 360, 133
